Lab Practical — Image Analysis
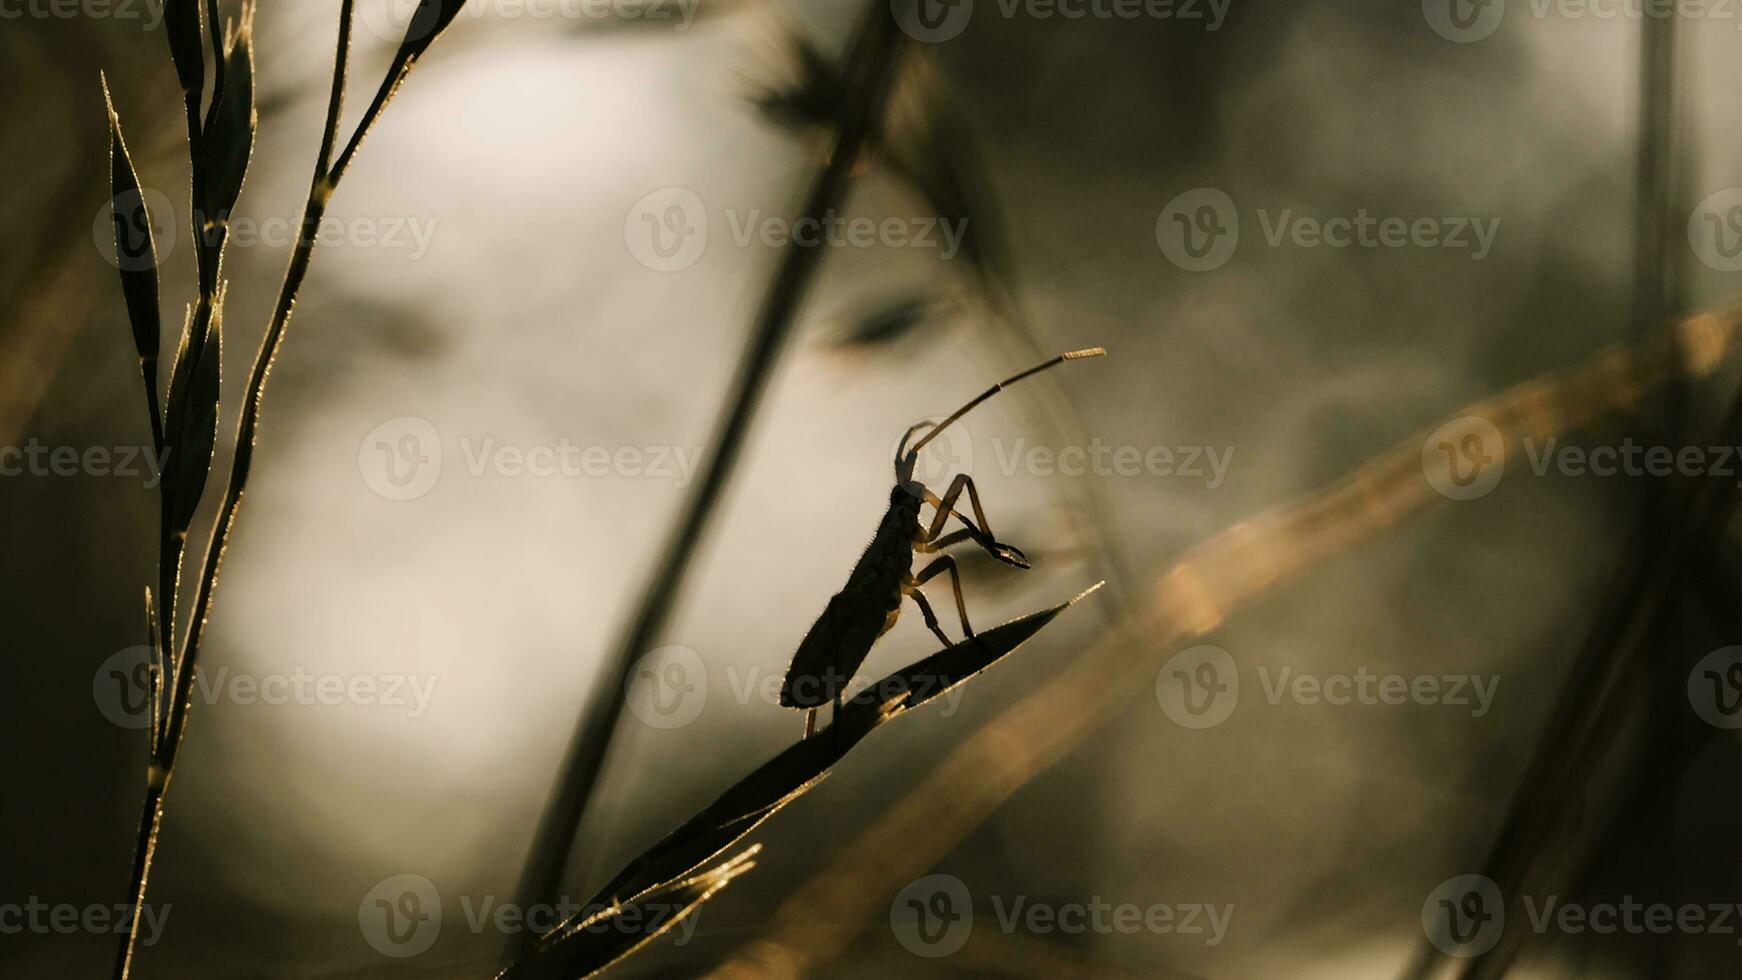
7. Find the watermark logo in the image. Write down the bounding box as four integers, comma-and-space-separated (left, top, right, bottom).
1431, 0, 1742, 42
359, 874, 442, 958
1156, 645, 1239, 729
0, 441, 168, 485
625, 187, 708, 272
1159, 193, 1501, 270
891, 874, 975, 957
1157, 188, 1239, 272
1157, 649, 1499, 727
359, 419, 701, 500
359, 416, 443, 501
95, 186, 176, 272
894, 0, 1229, 41
990, 439, 1234, 487
623, 660, 969, 729
894, 0, 976, 41
1690, 188, 1742, 272
1423, 415, 1505, 500
91, 652, 442, 727
1423, 874, 1505, 957
93, 646, 154, 730
360, 0, 435, 42
1424, 0, 1506, 41
1, 0, 166, 27
0, 898, 171, 944
890, 876, 1233, 957
625, 189, 967, 269
894, 418, 975, 489
625, 644, 708, 729
1257, 665, 1499, 717
1688, 646, 1742, 730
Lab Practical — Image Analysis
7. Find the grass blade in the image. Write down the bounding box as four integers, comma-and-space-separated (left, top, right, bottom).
103, 75, 164, 451
500, 585, 1097, 979
502, 847, 762, 980
169, 288, 221, 538
201, 2, 257, 234
161, 0, 205, 98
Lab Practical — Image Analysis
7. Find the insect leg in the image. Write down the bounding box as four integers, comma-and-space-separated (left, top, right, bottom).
915, 528, 975, 553
802, 708, 818, 740
921, 475, 1029, 568
914, 555, 973, 637
831, 690, 844, 749
905, 588, 956, 646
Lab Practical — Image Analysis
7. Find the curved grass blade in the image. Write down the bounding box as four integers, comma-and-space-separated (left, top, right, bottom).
143, 587, 163, 753
161, 0, 205, 98
169, 288, 222, 537
590, 701, 890, 910
201, 2, 257, 236
845, 581, 1104, 721
503, 846, 761, 980
501, 584, 1101, 979
103, 75, 164, 448
397, 0, 470, 64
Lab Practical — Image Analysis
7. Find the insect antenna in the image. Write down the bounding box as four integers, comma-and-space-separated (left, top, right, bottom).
905, 347, 1107, 459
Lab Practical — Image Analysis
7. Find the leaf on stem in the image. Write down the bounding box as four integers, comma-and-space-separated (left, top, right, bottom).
169, 290, 223, 537
162, 0, 205, 98
396, 0, 470, 66
103, 75, 162, 379
202, 1, 257, 226
145, 587, 164, 753
511, 846, 761, 980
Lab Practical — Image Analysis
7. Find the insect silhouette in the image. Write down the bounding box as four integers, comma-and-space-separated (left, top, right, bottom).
779, 347, 1108, 737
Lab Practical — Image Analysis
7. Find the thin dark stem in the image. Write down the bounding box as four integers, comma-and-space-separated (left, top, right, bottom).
139, 357, 164, 454
1632, 12, 1684, 424
330, 54, 414, 185
157, 86, 205, 673
111, 779, 165, 980
503, 2, 909, 970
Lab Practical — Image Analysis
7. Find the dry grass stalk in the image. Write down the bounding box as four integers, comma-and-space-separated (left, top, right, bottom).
105, 2, 469, 976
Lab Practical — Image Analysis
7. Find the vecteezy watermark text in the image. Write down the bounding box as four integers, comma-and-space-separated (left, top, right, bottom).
0, 441, 168, 486
893, 0, 1231, 43
622, 645, 970, 730
93, 647, 440, 728
1422, 415, 1742, 502
0, 0, 163, 27
889, 874, 1232, 958
97, 188, 440, 269
990, 438, 1233, 487
358, 875, 703, 959
1422, 874, 1742, 958
1157, 189, 1500, 272
1155, 645, 1500, 729
358, 417, 702, 501
0, 898, 170, 946
1426, 0, 1742, 44
622, 187, 968, 271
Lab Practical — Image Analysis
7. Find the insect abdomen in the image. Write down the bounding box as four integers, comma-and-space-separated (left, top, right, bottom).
779, 490, 924, 709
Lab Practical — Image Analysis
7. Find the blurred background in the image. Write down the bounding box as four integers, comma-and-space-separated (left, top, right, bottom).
4, 0, 1742, 976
